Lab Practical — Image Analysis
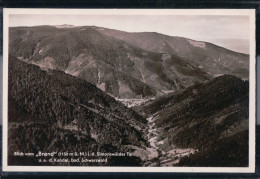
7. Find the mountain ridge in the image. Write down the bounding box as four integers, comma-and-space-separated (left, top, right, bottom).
91, 25, 249, 55
92, 26, 248, 79
12, 24, 249, 55
9, 25, 219, 99
9, 25, 249, 99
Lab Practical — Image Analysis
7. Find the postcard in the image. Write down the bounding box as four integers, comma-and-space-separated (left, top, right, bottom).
2, 8, 256, 172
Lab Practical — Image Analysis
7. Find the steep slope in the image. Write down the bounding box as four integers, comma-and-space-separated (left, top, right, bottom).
9, 26, 211, 98
93, 26, 249, 80
8, 56, 148, 166
134, 75, 249, 166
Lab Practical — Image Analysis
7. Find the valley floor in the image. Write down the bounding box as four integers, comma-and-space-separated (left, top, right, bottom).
115, 98, 155, 108
142, 115, 197, 166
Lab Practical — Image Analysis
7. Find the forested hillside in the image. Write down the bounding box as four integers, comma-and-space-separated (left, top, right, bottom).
135, 75, 249, 166
8, 56, 147, 166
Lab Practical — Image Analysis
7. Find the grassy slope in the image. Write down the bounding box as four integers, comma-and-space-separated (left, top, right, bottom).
9, 26, 211, 98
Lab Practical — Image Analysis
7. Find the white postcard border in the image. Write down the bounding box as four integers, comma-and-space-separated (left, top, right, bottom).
2, 8, 256, 173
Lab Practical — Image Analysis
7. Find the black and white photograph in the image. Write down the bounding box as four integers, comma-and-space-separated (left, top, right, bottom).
2, 9, 256, 172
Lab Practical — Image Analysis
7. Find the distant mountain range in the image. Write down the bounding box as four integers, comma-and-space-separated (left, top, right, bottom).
9, 25, 248, 99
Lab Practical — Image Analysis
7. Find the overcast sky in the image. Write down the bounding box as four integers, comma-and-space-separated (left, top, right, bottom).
9, 14, 250, 54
